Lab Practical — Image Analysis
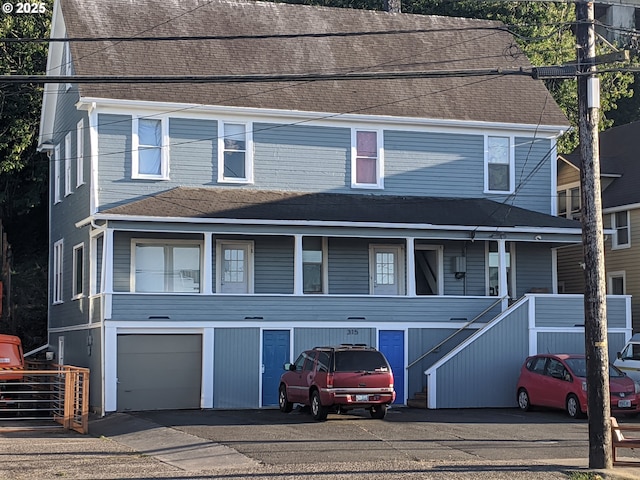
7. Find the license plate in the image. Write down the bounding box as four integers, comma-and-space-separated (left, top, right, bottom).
618, 399, 632, 408
0, 358, 9, 364
356, 394, 369, 402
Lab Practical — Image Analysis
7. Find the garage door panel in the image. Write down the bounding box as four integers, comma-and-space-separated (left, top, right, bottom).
117, 334, 202, 411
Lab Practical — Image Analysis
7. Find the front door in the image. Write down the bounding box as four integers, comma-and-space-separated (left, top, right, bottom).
379, 330, 404, 404
219, 242, 251, 293
371, 245, 403, 295
262, 330, 290, 406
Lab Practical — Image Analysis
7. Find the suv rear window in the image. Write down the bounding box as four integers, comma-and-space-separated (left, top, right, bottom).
334, 350, 389, 372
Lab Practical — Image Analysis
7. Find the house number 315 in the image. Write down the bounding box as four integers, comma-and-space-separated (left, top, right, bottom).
347, 329, 359, 335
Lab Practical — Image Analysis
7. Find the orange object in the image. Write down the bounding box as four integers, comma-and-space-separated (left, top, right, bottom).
0, 334, 23, 381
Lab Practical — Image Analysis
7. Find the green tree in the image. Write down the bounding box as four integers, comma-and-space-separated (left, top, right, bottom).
0, 3, 52, 346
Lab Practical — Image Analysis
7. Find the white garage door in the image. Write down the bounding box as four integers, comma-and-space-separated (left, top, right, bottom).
117, 334, 202, 411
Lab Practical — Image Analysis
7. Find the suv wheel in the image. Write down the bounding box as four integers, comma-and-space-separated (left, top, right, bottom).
311, 390, 328, 421
370, 404, 387, 419
279, 385, 293, 413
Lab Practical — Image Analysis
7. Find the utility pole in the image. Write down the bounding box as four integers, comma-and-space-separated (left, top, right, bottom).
576, 1, 612, 469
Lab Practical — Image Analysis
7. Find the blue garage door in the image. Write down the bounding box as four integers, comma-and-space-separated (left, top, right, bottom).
379, 330, 404, 405
262, 330, 290, 406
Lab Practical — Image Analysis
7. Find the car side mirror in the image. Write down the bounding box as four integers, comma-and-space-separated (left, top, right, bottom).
283, 362, 292, 371
289, 364, 296, 371
617, 352, 622, 360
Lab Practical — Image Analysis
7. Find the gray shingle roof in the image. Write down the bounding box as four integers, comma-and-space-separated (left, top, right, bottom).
60, 0, 568, 127
101, 187, 581, 229
563, 121, 640, 209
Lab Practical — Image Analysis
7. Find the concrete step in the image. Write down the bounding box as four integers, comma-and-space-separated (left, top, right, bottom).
407, 391, 427, 409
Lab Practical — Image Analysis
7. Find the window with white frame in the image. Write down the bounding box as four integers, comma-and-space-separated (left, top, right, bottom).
53, 240, 64, 304
76, 119, 84, 187
64, 133, 72, 196
72, 243, 84, 299
218, 122, 252, 183
61, 40, 72, 91
608, 271, 625, 295
303, 237, 326, 294
54, 145, 61, 204
612, 211, 630, 248
557, 185, 580, 219
352, 129, 383, 188
485, 136, 512, 193
132, 117, 168, 179
132, 241, 202, 293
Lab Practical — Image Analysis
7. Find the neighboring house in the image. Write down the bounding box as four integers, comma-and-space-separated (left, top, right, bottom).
39, 0, 631, 415
557, 121, 640, 332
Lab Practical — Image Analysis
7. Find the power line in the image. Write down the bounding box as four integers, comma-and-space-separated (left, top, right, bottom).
0, 68, 532, 84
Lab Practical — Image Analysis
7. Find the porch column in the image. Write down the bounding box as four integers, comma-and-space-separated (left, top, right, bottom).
497, 239, 509, 311
202, 233, 213, 294
294, 234, 303, 295
103, 228, 114, 320
406, 237, 416, 296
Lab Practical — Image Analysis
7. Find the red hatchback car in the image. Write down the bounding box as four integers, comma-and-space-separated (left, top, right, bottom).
516, 353, 640, 418
279, 345, 395, 421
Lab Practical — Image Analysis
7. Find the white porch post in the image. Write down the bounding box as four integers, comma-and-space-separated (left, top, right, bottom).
406, 237, 416, 296
498, 239, 508, 311
103, 227, 114, 319
203, 232, 213, 295
294, 234, 303, 295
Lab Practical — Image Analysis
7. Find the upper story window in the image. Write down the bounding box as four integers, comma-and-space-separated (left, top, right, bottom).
612, 211, 630, 249
218, 122, 253, 183
54, 145, 61, 204
76, 119, 85, 187
53, 240, 64, 304
352, 129, 383, 189
132, 240, 202, 293
132, 117, 169, 180
72, 243, 84, 299
485, 136, 513, 193
64, 133, 72, 196
558, 185, 580, 219
608, 271, 625, 295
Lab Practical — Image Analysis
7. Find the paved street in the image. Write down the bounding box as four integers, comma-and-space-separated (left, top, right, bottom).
2, 407, 640, 479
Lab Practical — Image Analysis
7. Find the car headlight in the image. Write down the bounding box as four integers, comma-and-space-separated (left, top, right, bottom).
582, 381, 588, 392
634, 382, 640, 394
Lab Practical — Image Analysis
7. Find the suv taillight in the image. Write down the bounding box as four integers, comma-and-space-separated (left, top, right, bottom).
327, 372, 334, 388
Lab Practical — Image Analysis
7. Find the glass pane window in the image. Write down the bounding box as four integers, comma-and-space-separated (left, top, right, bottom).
138, 119, 162, 175
73, 245, 84, 298
611, 276, 624, 295
558, 190, 567, 216
303, 237, 323, 294
614, 211, 630, 247
223, 123, 247, 179
224, 248, 245, 283
376, 252, 395, 285
355, 131, 378, 185
487, 136, 510, 192
135, 243, 201, 293
488, 243, 511, 297
570, 187, 580, 218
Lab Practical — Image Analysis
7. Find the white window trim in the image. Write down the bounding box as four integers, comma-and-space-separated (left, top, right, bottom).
76, 119, 84, 187
215, 240, 255, 293
300, 236, 328, 295
368, 244, 405, 295
62, 41, 72, 91
612, 210, 631, 250
484, 135, 515, 194
64, 133, 72, 196
130, 238, 204, 293
351, 128, 384, 189
607, 270, 626, 295
53, 239, 64, 304
72, 243, 84, 300
131, 116, 170, 180
54, 145, 61, 204
557, 181, 581, 219
217, 121, 254, 184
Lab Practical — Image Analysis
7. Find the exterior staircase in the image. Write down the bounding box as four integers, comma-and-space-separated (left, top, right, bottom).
407, 387, 427, 408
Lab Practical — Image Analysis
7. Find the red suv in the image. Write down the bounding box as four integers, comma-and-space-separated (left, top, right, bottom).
278, 344, 395, 421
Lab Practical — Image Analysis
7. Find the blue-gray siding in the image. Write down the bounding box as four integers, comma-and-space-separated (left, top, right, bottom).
292, 327, 375, 355
213, 328, 260, 408
434, 302, 530, 408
